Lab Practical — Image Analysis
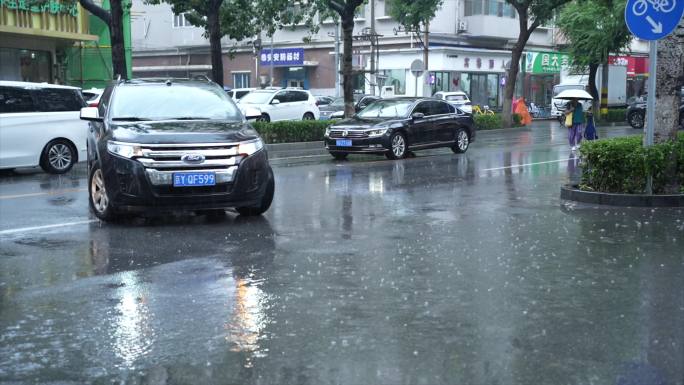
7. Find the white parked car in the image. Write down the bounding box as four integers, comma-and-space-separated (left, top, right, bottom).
227, 87, 256, 100
0, 81, 87, 174
82, 87, 104, 107
433, 91, 473, 114
237, 88, 320, 122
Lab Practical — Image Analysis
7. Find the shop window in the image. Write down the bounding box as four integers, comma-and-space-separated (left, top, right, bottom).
0, 87, 36, 113
380, 69, 406, 95
173, 13, 192, 28
464, 0, 483, 16
354, 4, 365, 19
383, 0, 394, 17
232, 72, 250, 88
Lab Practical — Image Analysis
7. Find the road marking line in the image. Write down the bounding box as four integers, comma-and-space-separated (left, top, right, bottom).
482, 158, 572, 171
0, 220, 97, 236
0, 187, 87, 200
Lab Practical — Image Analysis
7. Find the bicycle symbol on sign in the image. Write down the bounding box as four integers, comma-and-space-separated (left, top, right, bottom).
632, 0, 677, 15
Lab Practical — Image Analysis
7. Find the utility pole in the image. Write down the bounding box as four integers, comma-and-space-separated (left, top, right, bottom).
370, 0, 376, 95
423, 21, 429, 97
329, 22, 342, 97
269, 35, 274, 87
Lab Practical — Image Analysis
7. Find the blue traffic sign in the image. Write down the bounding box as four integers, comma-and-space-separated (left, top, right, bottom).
625, 0, 684, 40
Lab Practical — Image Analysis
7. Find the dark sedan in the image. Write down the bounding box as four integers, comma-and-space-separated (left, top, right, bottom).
324, 98, 475, 160
626, 90, 684, 129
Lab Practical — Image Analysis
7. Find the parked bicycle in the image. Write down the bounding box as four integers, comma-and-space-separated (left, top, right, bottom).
472, 105, 495, 115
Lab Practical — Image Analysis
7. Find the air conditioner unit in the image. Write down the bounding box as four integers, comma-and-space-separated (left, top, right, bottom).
457, 21, 468, 32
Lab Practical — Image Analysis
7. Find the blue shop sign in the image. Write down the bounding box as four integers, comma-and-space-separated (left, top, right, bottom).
260, 48, 304, 66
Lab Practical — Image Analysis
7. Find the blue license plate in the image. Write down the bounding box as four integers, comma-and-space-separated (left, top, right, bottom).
173, 172, 216, 187
336, 139, 352, 147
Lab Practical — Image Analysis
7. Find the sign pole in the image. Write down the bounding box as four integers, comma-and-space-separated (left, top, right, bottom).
645, 40, 657, 194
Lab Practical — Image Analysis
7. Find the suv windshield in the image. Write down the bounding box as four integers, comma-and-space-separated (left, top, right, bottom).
109, 83, 241, 121
357, 100, 413, 118
239, 91, 275, 104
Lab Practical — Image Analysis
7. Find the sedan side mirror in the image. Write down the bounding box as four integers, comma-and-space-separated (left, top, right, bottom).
80, 107, 102, 122
412, 112, 425, 120
271, 99, 281, 105
244, 107, 262, 120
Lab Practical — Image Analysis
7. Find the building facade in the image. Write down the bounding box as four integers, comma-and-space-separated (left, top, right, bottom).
0, 0, 97, 83
130, 0, 648, 109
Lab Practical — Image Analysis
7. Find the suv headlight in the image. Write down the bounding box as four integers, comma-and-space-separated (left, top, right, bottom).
237, 138, 264, 156
367, 128, 389, 137
325, 127, 331, 137
107, 141, 142, 158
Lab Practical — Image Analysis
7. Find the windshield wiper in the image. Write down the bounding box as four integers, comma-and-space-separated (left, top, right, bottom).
111, 117, 151, 121
170, 117, 211, 120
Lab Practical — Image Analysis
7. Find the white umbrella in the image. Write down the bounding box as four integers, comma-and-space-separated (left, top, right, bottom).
555, 89, 594, 100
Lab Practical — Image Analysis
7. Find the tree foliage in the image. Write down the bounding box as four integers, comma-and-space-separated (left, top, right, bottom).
386, 0, 443, 30
556, 0, 631, 73
500, 0, 573, 126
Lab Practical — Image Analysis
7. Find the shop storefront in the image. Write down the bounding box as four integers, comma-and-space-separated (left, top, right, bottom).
377, 48, 509, 108
0, 0, 97, 83
521, 51, 570, 108
259, 47, 319, 89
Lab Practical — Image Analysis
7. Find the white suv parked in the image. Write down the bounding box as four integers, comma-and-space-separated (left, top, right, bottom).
237, 88, 320, 122
433, 91, 473, 114
0, 81, 87, 174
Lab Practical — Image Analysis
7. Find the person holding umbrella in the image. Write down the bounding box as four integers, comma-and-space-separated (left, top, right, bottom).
555, 89, 593, 152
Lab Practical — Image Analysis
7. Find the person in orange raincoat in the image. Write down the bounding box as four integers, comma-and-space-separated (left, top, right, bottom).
514, 97, 533, 125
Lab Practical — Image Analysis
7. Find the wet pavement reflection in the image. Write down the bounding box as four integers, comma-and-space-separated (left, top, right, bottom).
0, 122, 682, 384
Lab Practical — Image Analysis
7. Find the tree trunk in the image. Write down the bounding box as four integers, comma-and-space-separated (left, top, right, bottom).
109, 0, 127, 79
341, 13, 355, 118
653, 19, 683, 144
207, 1, 224, 86
502, 14, 530, 127
588, 63, 599, 114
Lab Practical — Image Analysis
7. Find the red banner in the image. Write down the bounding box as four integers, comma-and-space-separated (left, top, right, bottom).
609, 56, 649, 76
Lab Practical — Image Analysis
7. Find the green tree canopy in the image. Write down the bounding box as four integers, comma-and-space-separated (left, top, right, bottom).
386, 0, 443, 30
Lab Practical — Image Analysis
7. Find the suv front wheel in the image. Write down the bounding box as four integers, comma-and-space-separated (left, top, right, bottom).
236, 172, 275, 216
89, 162, 120, 221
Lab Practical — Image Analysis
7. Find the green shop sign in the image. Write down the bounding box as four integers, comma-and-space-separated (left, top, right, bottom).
0, 0, 78, 16
524, 51, 570, 74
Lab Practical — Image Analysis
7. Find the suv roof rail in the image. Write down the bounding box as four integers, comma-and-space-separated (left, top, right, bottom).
191, 74, 212, 82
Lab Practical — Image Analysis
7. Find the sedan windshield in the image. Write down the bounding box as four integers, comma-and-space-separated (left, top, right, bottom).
357, 100, 413, 118
109, 84, 241, 121
239, 91, 275, 104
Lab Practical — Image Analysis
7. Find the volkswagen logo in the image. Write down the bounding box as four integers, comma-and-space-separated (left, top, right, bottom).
181, 153, 205, 164
342, 130, 349, 137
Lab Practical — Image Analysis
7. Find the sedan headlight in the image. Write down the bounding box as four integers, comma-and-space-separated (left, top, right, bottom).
107, 141, 142, 158
366, 128, 389, 137
237, 138, 264, 156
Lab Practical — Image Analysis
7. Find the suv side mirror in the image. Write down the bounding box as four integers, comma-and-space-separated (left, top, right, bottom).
412, 112, 425, 120
80, 107, 102, 122
271, 99, 281, 105
244, 107, 262, 120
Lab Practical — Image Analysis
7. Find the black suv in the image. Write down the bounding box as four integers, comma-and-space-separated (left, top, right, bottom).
80, 78, 274, 221
627, 89, 684, 129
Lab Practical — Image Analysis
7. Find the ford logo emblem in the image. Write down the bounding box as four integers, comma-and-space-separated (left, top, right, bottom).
181, 153, 205, 164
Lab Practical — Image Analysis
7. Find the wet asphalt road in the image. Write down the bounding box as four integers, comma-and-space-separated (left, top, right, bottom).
1, 121, 683, 385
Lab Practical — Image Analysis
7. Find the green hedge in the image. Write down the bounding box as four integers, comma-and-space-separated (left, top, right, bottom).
596, 109, 627, 123
474, 114, 503, 130
579, 132, 684, 194
252, 120, 334, 144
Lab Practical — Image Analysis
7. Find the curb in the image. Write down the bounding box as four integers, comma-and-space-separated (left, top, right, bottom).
560, 184, 684, 207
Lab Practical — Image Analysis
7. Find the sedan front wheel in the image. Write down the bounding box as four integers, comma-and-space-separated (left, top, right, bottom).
386, 132, 408, 160
451, 129, 470, 154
